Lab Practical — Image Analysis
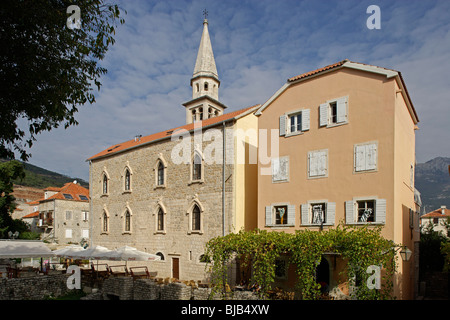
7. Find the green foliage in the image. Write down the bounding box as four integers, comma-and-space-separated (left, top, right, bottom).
0, 160, 26, 238
205, 224, 397, 300
420, 221, 448, 274
0, 0, 126, 161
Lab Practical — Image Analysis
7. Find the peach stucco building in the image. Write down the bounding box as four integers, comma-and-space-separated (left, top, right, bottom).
255, 59, 420, 299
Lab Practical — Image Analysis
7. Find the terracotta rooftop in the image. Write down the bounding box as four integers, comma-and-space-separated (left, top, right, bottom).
288, 59, 349, 82
420, 206, 450, 219
22, 211, 39, 219
88, 104, 260, 161
38, 182, 89, 202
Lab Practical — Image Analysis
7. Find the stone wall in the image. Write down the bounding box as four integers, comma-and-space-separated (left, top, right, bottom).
95, 277, 260, 300
0, 274, 71, 300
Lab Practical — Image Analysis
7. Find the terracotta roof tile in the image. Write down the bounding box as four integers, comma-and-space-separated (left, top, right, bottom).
36, 182, 89, 203
288, 59, 349, 82
22, 211, 39, 219
420, 207, 450, 219
88, 105, 260, 161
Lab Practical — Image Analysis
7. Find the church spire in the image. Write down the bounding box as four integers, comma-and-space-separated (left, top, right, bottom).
183, 15, 227, 125
192, 17, 219, 82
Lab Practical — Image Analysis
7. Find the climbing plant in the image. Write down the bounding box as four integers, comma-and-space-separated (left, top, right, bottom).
204, 224, 397, 300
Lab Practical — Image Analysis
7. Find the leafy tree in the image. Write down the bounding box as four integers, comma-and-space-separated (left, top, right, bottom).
0, 0, 126, 161
0, 160, 26, 238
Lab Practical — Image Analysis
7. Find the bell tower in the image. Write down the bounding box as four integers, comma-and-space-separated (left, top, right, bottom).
183, 14, 227, 124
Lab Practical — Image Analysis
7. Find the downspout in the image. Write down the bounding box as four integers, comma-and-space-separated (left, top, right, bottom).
89, 160, 93, 248
222, 121, 226, 237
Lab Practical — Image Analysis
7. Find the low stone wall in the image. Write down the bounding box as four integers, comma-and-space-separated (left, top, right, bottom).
95, 277, 260, 300
0, 274, 71, 300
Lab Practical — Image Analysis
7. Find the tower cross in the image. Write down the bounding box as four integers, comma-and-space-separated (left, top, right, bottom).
203, 9, 208, 20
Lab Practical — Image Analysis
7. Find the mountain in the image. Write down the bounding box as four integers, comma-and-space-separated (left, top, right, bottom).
0, 159, 89, 189
415, 157, 450, 214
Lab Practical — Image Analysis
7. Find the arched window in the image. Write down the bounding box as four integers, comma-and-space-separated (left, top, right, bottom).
198, 107, 203, 120
124, 169, 131, 191
156, 252, 165, 261
124, 210, 131, 232
157, 161, 164, 186
192, 152, 202, 181
102, 174, 108, 194
192, 204, 201, 231
196, 83, 199, 92
204, 82, 209, 91
102, 211, 108, 233
157, 207, 164, 231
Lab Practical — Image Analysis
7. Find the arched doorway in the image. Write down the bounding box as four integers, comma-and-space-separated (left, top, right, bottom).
316, 257, 330, 294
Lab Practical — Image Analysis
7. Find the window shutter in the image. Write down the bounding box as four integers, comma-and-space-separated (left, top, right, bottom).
355, 145, 366, 171
309, 152, 318, 177
301, 204, 309, 225
302, 109, 310, 131
279, 115, 286, 136
375, 199, 386, 224
287, 204, 295, 225
345, 201, 354, 224
319, 103, 328, 127
366, 144, 377, 170
265, 206, 272, 226
318, 150, 327, 176
327, 202, 336, 225
336, 97, 347, 123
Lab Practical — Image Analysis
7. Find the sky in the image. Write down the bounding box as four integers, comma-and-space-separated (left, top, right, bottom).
21, 0, 450, 182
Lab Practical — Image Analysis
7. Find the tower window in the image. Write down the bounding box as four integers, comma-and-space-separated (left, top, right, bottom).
196, 83, 199, 92
204, 82, 209, 91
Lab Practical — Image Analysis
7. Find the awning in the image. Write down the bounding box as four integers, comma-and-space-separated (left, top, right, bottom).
0, 240, 55, 259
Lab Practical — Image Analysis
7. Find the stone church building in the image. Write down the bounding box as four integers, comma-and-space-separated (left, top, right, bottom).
88, 18, 258, 282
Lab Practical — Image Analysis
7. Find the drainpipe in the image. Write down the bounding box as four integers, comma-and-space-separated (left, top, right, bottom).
222, 121, 226, 237
89, 160, 93, 248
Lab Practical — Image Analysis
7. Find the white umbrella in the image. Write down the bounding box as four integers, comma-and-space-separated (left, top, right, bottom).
53, 245, 85, 258
69, 245, 112, 260
104, 246, 161, 262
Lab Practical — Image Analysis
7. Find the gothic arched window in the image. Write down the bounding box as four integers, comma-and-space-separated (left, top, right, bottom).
192, 204, 201, 231
192, 152, 202, 181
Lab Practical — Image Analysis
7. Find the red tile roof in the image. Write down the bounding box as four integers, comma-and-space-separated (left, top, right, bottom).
22, 211, 39, 219
288, 59, 349, 82
88, 105, 260, 161
420, 207, 450, 219
37, 182, 89, 202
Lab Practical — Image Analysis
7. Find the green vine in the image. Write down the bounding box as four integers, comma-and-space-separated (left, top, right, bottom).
204, 223, 397, 300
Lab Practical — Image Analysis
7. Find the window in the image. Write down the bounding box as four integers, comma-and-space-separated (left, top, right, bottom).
65, 229, 72, 238
192, 205, 201, 231
354, 142, 378, 172
125, 169, 131, 191
82, 211, 89, 221
265, 204, 295, 227
156, 252, 165, 261
124, 210, 131, 232
102, 211, 108, 233
63, 193, 73, 200
79, 195, 88, 201
308, 149, 328, 178
319, 96, 348, 127
301, 201, 336, 227
192, 152, 202, 181
157, 207, 164, 231
272, 156, 289, 183
279, 109, 310, 136
82, 229, 89, 238
65, 211, 72, 220
157, 161, 165, 186
345, 198, 386, 225
102, 174, 108, 194
204, 82, 209, 91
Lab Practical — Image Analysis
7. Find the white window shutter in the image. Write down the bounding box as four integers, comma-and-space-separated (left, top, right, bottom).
287, 204, 295, 225
327, 202, 336, 225
319, 103, 328, 127
279, 115, 286, 136
336, 97, 347, 123
318, 150, 327, 176
375, 199, 386, 224
265, 206, 272, 226
301, 204, 309, 226
345, 201, 354, 224
366, 144, 377, 170
355, 145, 366, 171
302, 109, 310, 131
309, 152, 318, 177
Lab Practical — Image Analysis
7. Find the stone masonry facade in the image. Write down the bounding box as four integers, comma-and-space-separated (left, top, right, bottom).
90, 122, 237, 282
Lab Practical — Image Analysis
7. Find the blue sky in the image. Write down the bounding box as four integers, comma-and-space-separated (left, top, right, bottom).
25, 0, 450, 181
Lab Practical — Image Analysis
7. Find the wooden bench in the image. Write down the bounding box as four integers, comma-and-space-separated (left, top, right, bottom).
108, 264, 129, 277
129, 266, 156, 280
